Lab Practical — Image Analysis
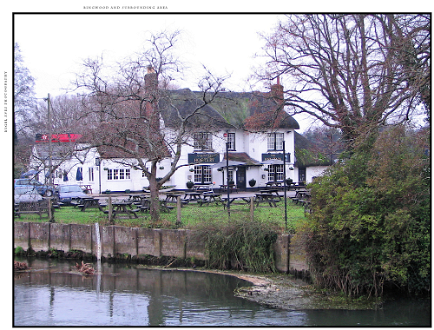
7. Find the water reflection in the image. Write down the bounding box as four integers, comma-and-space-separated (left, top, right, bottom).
14, 258, 295, 326
14, 258, 430, 326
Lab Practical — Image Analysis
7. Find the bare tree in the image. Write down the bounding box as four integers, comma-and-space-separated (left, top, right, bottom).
257, 14, 430, 148
74, 31, 229, 223
302, 126, 344, 163
14, 43, 37, 140
14, 43, 37, 176
386, 14, 430, 121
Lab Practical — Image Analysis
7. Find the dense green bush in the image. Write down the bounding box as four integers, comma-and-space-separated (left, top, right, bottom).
298, 125, 430, 297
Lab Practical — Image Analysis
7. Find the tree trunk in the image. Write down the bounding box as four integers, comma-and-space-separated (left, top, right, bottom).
148, 162, 161, 224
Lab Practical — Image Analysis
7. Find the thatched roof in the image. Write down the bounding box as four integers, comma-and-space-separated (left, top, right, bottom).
159, 89, 233, 130
194, 89, 300, 131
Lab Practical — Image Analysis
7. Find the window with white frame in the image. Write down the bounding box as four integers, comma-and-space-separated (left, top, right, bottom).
193, 165, 212, 184
228, 169, 234, 183
267, 164, 284, 182
267, 133, 284, 151
107, 168, 131, 180
88, 167, 94, 181
194, 132, 212, 151
227, 133, 235, 150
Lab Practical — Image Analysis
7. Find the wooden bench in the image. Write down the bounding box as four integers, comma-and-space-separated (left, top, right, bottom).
70, 200, 81, 207
160, 201, 173, 212
15, 200, 53, 220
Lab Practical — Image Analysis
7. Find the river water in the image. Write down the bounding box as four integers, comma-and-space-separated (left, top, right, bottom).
14, 258, 430, 326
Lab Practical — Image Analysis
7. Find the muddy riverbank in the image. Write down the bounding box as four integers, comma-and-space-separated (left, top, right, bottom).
137, 266, 382, 311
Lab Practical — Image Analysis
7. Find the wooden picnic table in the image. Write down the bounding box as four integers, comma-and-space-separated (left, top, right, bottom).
78, 197, 104, 212
291, 190, 311, 206
260, 188, 281, 199
164, 193, 189, 207
165, 193, 183, 203
104, 201, 139, 219
128, 194, 150, 203
194, 184, 214, 192
14, 200, 55, 220
183, 191, 203, 202
255, 193, 279, 207
198, 192, 222, 206
221, 196, 251, 209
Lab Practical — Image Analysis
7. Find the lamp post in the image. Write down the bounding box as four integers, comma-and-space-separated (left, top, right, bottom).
96, 157, 101, 194
226, 141, 230, 216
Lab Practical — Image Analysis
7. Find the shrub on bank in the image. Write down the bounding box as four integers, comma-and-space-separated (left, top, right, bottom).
191, 217, 280, 272
298, 126, 430, 297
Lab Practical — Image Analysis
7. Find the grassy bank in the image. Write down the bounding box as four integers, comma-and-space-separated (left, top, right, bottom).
14, 200, 306, 233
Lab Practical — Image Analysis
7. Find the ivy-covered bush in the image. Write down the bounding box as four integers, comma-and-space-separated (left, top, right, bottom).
297, 125, 430, 297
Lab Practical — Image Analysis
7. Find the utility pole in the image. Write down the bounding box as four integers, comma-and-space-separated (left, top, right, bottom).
226, 141, 230, 217
283, 140, 287, 230
47, 93, 53, 187
47, 93, 54, 222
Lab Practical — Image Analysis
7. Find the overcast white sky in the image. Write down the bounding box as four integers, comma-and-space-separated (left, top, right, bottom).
14, 14, 283, 97
12, 11, 325, 131
6, 1, 432, 134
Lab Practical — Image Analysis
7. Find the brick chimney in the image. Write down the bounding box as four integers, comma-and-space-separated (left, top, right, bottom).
270, 76, 284, 109
144, 66, 158, 119
143, 66, 160, 133
145, 66, 158, 90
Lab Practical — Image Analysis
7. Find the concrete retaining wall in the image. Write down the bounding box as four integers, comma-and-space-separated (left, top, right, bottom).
14, 222, 309, 273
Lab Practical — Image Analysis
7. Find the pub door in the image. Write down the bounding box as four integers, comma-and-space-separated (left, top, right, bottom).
298, 168, 306, 185
236, 166, 246, 190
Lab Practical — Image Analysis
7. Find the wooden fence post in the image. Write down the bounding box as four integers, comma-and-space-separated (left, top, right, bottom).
176, 196, 182, 226
250, 196, 255, 221
108, 196, 113, 224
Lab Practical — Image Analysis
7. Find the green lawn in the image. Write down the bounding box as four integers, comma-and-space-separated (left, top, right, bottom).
14, 199, 307, 233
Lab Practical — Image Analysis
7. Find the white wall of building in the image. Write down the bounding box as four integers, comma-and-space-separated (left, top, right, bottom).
306, 166, 329, 184
30, 125, 323, 193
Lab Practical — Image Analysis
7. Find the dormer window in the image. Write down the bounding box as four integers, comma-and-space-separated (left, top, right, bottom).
267, 133, 284, 151
194, 132, 212, 151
